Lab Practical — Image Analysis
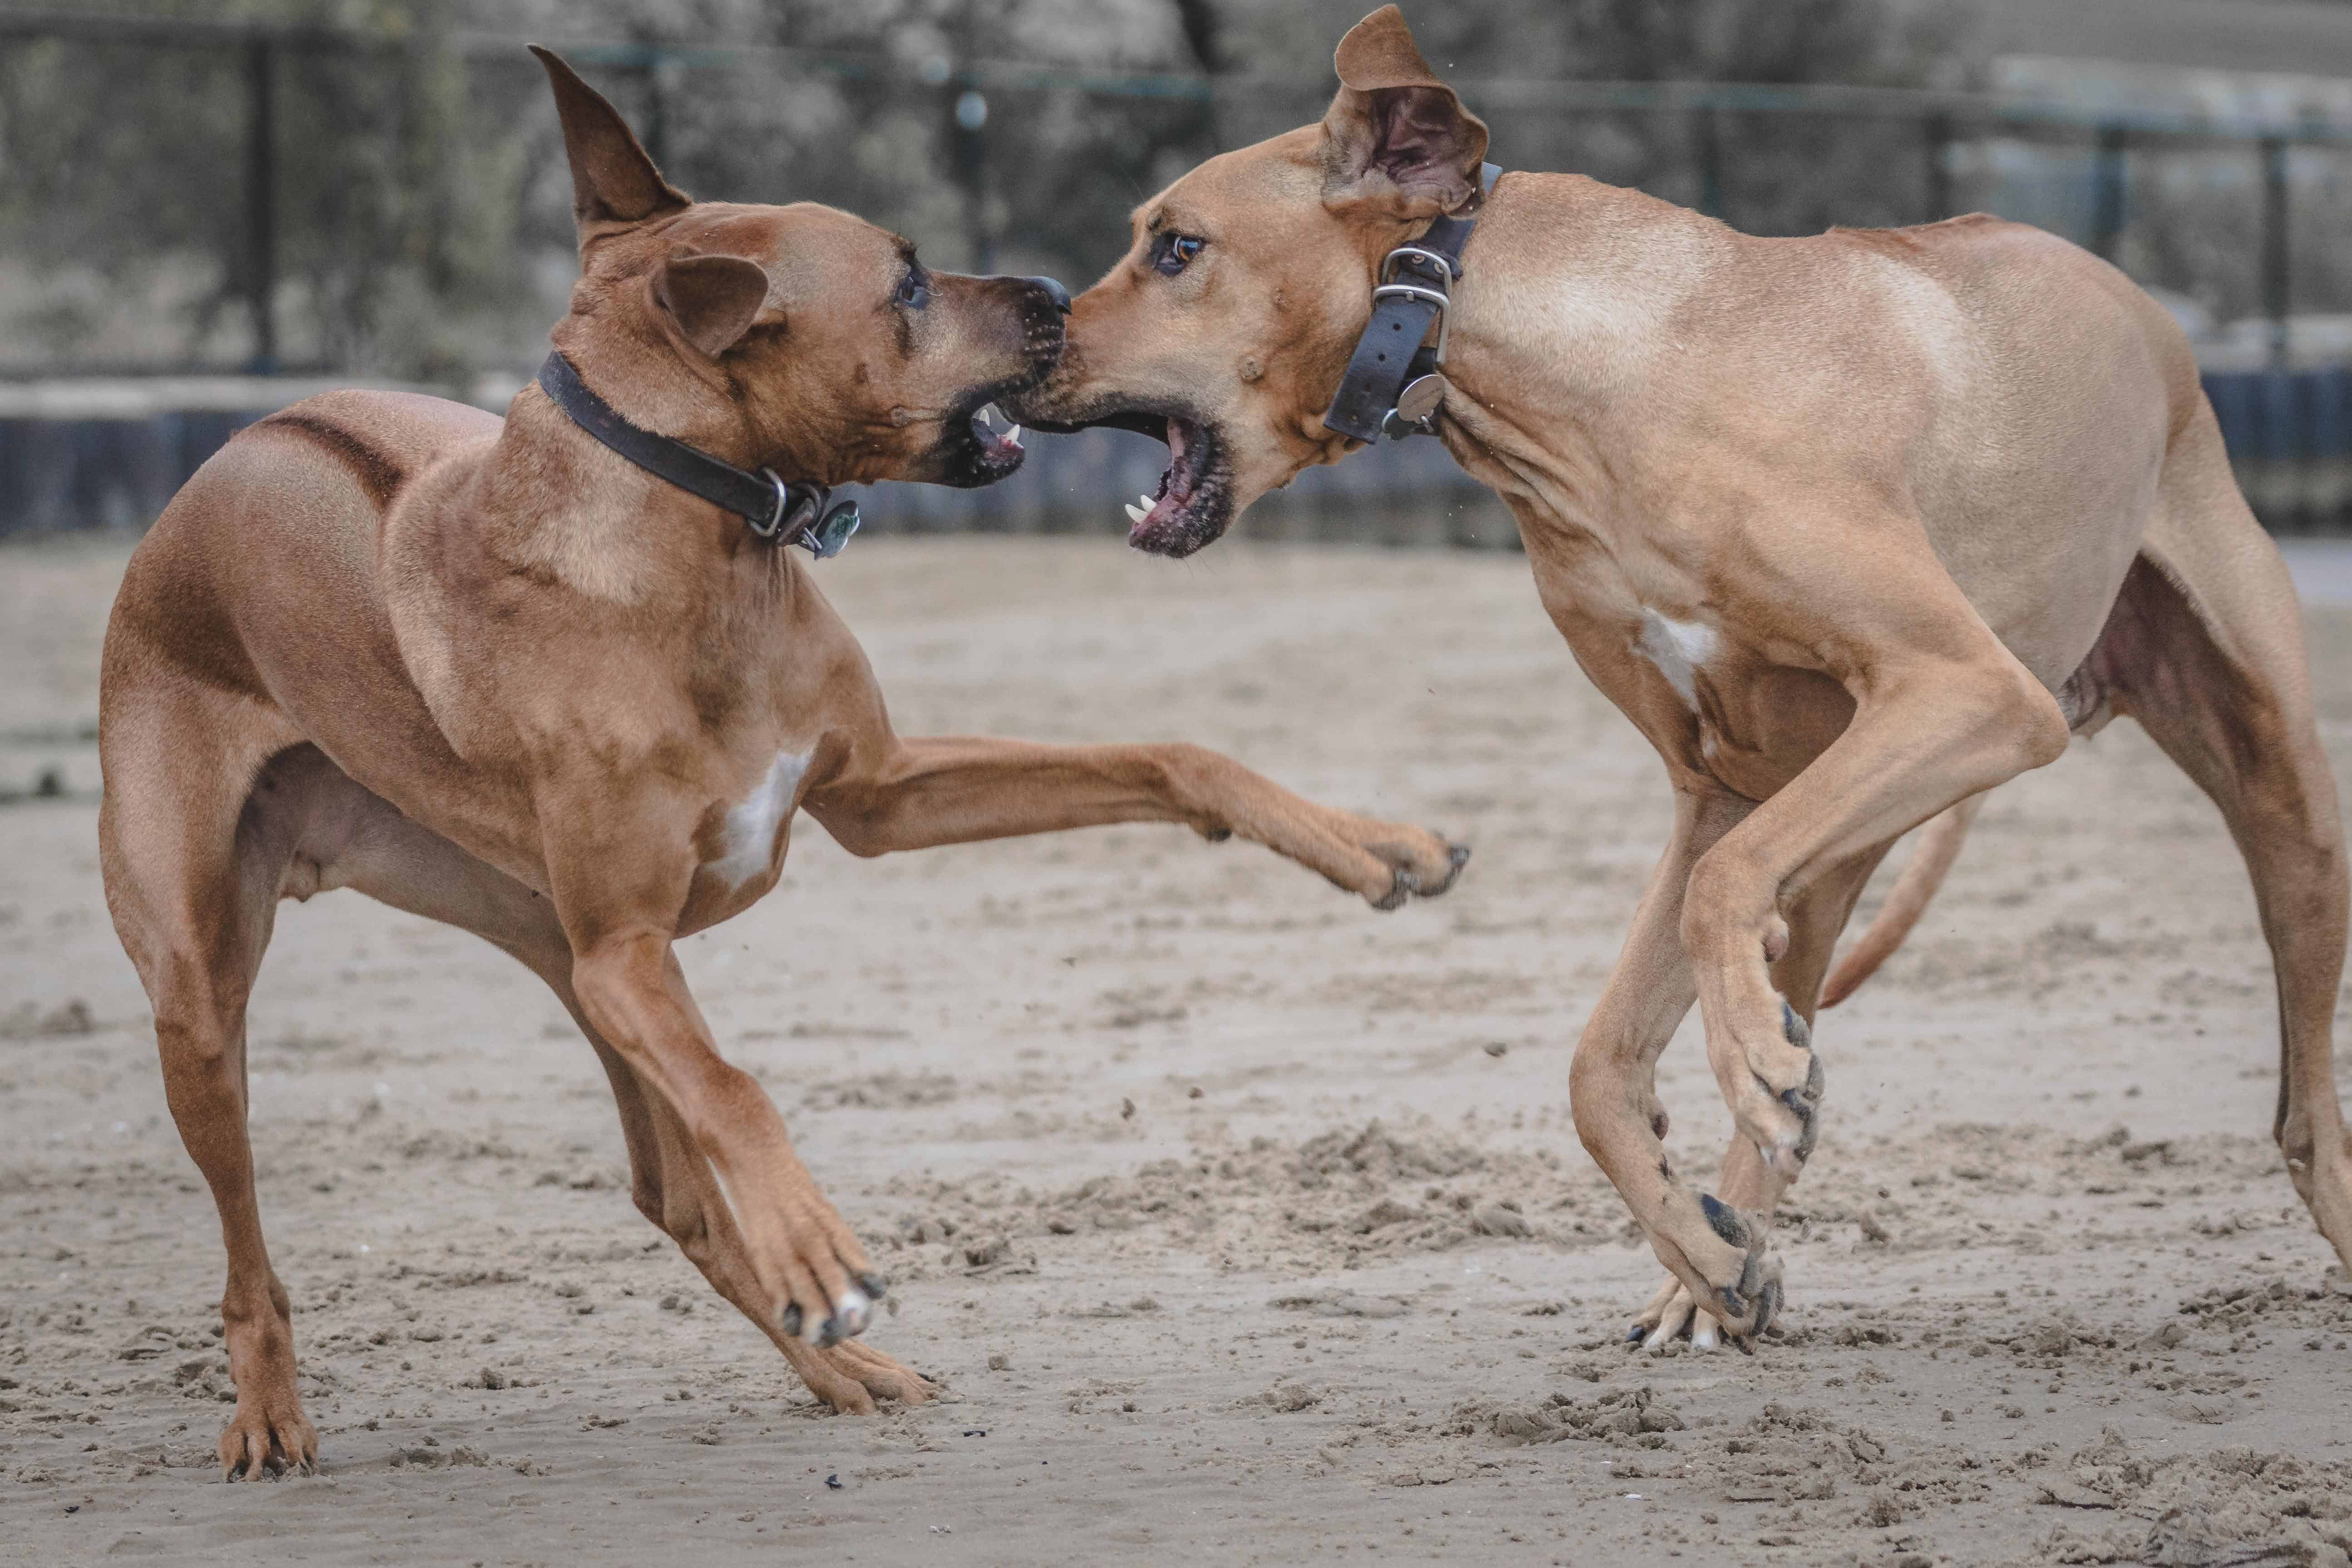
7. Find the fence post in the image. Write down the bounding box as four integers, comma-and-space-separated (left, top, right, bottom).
2262, 135, 2291, 369
1924, 112, 1953, 222
2090, 123, 2126, 263
243, 34, 278, 374
1694, 101, 1724, 222
637, 45, 668, 169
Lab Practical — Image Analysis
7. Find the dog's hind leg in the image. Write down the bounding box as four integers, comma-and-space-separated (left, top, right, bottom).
1633, 845, 1889, 1352
1568, 787, 1790, 1345
98, 687, 315, 1478
2093, 466, 2352, 1273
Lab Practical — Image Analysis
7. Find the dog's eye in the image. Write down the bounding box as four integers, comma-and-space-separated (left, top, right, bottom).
1151, 233, 1205, 276
895, 269, 930, 310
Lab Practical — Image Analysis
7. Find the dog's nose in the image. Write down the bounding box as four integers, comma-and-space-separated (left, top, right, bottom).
1024, 275, 1072, 315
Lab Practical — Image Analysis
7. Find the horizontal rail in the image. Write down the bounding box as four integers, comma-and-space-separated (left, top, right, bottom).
6, 7, 2352, 145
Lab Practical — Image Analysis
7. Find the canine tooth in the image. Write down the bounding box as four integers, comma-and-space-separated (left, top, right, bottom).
1139, 493, 1156, 510
1124, 502, 1149, 524
1006, 425, 1022, 446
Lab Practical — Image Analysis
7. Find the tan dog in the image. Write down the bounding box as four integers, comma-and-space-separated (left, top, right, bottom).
1009, 5, 2352, 1350
97, 49, 1467, 1477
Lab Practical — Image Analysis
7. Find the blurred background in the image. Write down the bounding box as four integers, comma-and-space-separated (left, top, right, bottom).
11, 0, 2352, 537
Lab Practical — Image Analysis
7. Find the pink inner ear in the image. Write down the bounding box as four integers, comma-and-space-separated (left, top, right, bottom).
1374, 87, 1471, 190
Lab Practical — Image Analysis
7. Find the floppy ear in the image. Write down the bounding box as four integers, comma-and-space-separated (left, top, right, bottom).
1319, 6, 1490, 220
653, 253, 772, 358
530, 45, 690, 244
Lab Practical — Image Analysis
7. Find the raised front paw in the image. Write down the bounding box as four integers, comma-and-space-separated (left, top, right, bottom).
1355, 823, 1471, 911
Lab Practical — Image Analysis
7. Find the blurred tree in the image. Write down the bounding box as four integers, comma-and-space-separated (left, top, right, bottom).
0, 0, 1981, 379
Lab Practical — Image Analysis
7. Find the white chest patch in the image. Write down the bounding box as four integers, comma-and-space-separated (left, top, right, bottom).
1635, 610, 1719, 708
709, 751, 811, 889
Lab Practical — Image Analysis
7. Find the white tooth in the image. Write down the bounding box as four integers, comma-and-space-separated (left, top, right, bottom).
1140, 493, 1156, 510
1124, 502, 1149, 524
1006, 425, 1022, 446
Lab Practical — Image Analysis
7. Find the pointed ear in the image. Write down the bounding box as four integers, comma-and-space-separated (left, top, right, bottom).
1319, 6, 1489, 220
654, 253, 772, 358
530, 45, 689, 243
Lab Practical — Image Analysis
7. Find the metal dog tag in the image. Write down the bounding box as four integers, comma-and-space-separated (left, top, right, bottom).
1395, 374, 1447, 425
804, 499, 861, 559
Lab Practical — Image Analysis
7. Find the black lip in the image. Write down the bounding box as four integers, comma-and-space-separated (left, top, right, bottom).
935, 288, 1066, 487
934, 359, 1058, 489
994, 387, 1234, 554
1131, 407, 1234, 559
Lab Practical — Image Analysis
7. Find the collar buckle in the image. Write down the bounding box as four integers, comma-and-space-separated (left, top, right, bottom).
752, 467, 823, 544
1319, 162, 1501, 446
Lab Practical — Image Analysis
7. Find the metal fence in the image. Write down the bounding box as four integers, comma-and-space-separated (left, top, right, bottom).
10, 10, 2352, 532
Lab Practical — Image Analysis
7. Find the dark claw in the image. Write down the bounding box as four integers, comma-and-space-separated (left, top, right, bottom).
817, 1316, 844, 1348
1752, 1277, 1785, 1338
1735, 1242, 1766, 1302
856, 1271, 889, 1301
1700, 1192, 1749, 1248
1203, 827, 1232, 843
1373, 868, 1415, 911
1625, 1323, 1648, 1344
781, 1303, 803, 1339
1781, 998, 1811, 1052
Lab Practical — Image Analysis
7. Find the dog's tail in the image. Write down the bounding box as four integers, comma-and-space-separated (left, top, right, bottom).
1818, 793, 1986, 1009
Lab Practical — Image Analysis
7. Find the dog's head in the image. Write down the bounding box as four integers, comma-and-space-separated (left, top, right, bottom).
534, 48, 1064, 490
1002, 6, 1484, 555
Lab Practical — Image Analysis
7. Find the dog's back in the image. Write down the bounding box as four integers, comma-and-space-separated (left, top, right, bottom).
102, 389, 504, 816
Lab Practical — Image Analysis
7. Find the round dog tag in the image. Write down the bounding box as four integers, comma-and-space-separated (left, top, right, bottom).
1396, 374, 1447, 425
807, 500, 861, 559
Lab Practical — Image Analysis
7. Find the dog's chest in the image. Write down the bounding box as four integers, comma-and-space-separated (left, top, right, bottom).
1639, 622, 1853, 796
704, 749, 812, 890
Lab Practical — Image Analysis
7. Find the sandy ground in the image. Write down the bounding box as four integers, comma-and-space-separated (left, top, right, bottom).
4, 533, 2352, 1568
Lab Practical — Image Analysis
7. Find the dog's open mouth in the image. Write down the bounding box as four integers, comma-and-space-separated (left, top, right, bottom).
1117, 413, 1232, 558
939, 401, 1028, 488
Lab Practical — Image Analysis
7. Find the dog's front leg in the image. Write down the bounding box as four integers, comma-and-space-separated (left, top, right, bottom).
1629, 845, 1888, 1352
541, 806, 885, 1353
567, 927, 885, 1345
806, 736, 1468, 908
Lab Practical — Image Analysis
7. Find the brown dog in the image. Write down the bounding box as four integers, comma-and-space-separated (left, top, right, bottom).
1009, 5, 2352, 1350
97, 49, 1467, 1476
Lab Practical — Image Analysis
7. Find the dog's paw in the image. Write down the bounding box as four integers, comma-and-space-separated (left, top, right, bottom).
1360, 830, 1470, 911
1696, 1194, 1785, 1346
217, 1388, 318, 1480
1628, 1276, 1728, 1354
1727, 995, 1824, 1178
780, 1336, 940, 1415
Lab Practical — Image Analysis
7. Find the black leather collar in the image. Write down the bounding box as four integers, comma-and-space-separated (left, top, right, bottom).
1321, 162, 1502, 444
535, 351, 860, 557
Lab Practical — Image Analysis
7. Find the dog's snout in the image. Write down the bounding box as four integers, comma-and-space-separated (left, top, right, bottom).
1024, 275, 1073, 315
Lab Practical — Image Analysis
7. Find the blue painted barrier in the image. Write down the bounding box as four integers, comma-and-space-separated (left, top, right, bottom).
6, 370, 2349, 541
